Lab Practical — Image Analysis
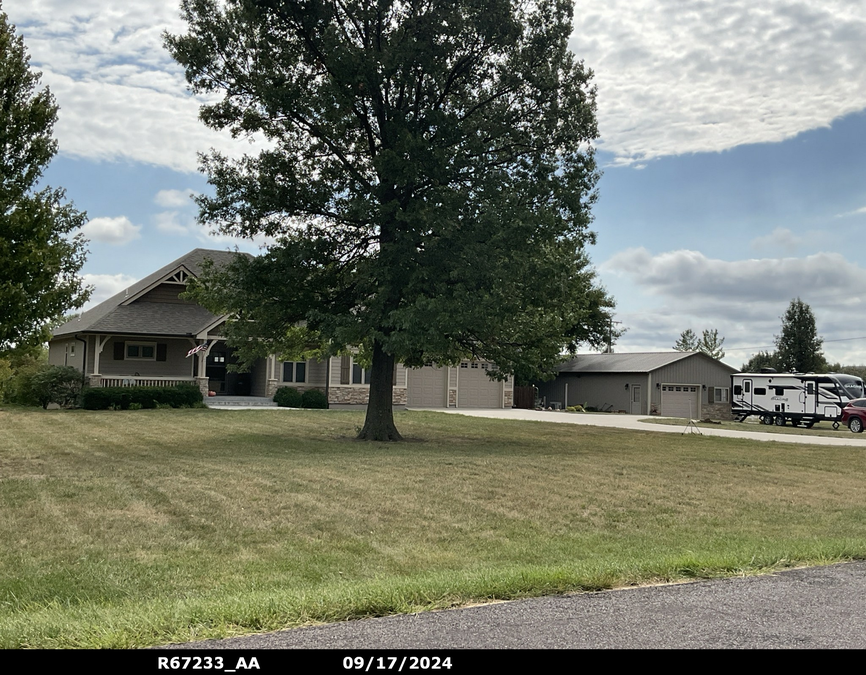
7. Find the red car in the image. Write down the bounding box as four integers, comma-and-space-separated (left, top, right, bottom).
841, 398, 866, 433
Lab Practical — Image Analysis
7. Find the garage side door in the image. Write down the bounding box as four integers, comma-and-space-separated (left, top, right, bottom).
457, 362, 502, 408
660, 384, 700, 419
407, 366, 448, 407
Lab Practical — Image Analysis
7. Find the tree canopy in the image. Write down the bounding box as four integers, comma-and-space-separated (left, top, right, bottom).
774, 298, 826, 373
168, 0, 614, 440
0, 11, 89, 353
673, 328, 725, 360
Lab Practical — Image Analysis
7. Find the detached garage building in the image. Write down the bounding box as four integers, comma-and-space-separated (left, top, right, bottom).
536, 352, 737, 419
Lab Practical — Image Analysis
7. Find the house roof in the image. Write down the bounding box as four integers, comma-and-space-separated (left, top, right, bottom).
557, 352, 737, 374
52, 248, 242, 338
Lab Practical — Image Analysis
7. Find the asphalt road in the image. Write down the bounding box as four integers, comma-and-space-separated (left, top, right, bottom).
167, 561, 866, 650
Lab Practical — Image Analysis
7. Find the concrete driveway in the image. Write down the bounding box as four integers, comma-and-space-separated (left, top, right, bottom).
425, 408, 866, 447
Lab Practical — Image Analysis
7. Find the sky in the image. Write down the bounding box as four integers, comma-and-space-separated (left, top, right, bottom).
6, 0, 866, 368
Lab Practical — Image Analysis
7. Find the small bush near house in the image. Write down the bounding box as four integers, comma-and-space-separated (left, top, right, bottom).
301, 389, 329, 409
566, 405, 585, 413
28, 366, 84, 408
80, 384, 203, 410
273, 386, 303, 408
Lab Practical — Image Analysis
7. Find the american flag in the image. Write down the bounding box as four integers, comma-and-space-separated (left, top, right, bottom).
186, 343, 208, 358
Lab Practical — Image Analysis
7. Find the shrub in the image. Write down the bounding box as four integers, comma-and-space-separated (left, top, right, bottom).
80, 384, 203, 410
301, 388, 329, 409
22, 365, 83, 409
274, 386, 302, 408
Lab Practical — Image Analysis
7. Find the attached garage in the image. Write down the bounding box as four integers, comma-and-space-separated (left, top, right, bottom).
407, 366, 448, 407
660, 384, 701, 418
457, 361, 503, 408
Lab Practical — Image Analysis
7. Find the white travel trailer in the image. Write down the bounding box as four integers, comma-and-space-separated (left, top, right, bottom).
731, 372, 865, 428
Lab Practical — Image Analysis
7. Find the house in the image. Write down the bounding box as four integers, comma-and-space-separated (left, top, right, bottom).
534, 352, 737, 419
49, 249, 513, 409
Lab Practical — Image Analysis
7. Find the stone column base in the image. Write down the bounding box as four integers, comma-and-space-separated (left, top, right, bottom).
196, 376, 210, 398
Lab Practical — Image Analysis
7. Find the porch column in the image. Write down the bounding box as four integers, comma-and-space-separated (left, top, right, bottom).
266, 354, 279, 398
90, 335, 112, 387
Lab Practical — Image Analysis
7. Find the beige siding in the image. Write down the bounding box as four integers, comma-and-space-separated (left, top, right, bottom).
48, 338, 85, 371
134, 283, 193, 304
97, 337, 194, 378
306, 358, 328, 387
537, 373, 633, 412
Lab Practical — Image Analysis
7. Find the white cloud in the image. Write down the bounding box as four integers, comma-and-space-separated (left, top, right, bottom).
80, 273, 138, 309
7, 1, 866, 171
7, 2, 261, 173
750, 227, 802, 254
835, 206, 866, 218
80, 216, 141, 244
600, 247, 866, 366
571, 0, 866, 163
154, 188, 196, 208
154, 211, 192, 236
602, 248, 866, 307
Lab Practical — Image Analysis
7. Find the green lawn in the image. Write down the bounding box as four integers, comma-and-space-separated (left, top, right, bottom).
2, 406, 866, 648
641, 416, 853, 437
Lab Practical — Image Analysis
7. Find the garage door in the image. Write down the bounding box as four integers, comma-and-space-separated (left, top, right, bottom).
407, 366, 447, 407
660, 384, 700, 419
457, 361, 502, 408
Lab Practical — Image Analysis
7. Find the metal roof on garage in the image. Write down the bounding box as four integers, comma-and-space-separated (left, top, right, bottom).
556, 352, 736, 374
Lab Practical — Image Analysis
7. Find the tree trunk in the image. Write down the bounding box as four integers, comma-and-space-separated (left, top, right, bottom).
357, 339, 403, 441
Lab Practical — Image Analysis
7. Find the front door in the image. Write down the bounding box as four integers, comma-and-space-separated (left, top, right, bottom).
630, 384, 642, 414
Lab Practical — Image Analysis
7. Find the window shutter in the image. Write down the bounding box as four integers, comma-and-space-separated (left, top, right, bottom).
114, 341, 125, 360
708, 387, 715, 403
283, 362, 292, 382
393, 363, 397, 386
156, 344, 167, 362
340, 356, 350, 384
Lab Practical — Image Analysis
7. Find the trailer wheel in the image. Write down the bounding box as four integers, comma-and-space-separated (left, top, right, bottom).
775, 415, 786, 426
761, 415, 773, 425
850, 418, 864, 434
804, 422, 815, 429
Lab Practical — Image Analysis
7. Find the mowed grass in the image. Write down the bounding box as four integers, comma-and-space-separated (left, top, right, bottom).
641, 416, 854, 437
2, 407, 866, 648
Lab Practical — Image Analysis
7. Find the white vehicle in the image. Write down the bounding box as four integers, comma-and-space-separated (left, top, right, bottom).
731, 372, 865, 428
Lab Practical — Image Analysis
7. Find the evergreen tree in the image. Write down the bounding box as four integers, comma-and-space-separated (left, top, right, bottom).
698, 329, 725, 360
673, 329, 698, 352
0, 11, 89, 352
740, 350, 777, 373
774, 298, 826, 373
168, 0, 614, 440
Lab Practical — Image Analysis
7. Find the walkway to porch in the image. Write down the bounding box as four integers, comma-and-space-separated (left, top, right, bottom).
205, 396, 277, 408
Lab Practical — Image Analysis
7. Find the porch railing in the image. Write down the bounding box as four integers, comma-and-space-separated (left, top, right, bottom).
99, 376, 197, 388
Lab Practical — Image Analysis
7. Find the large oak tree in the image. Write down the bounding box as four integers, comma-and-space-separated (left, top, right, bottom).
168, 0, 614, 440
0, 11, 89, 352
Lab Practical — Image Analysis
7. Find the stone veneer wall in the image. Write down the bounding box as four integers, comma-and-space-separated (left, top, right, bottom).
503, 389, 513, 408
702, 401, 732, 420
328, 386, 408, 405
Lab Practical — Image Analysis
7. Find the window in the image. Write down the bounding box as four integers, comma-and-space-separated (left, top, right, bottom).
282, 361, 306, 383
352, 363, 371, 384
755, 387, 767, 395
714, 387, 729, 402
126, 342, 156, 360
774, 387, 784, 396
